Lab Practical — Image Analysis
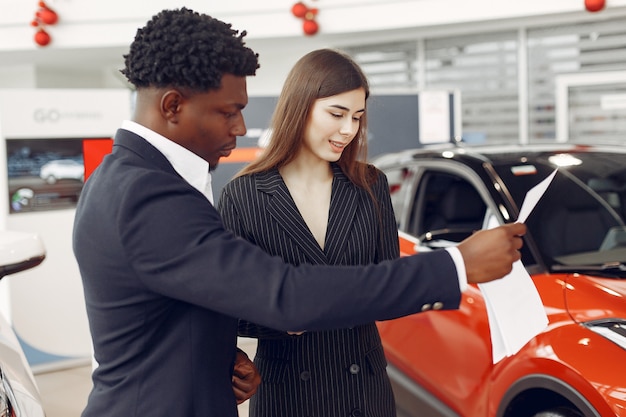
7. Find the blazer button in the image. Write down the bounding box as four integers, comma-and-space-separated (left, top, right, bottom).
300, 371, 311, 381
421, 303, 432, 311
433, 301, 444, 310
351, 408, 363, 417
349, 364, 360, 375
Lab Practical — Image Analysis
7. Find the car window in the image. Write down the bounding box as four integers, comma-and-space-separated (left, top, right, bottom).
379, 149, 626, 271
385, 166, 416, 229
527, 171, 624, 261
408, 171, 487, 244
494, 155, 626, 266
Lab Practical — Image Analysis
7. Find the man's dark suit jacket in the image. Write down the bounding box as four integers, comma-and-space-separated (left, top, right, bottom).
218, 165, 401, 417
72, 128, 462, 417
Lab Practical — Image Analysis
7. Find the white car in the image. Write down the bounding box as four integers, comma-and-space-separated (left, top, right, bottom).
0, 231, 46, 417
39, 160, 84, 184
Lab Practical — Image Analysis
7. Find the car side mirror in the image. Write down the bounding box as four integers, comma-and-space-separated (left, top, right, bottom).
0, 231, 46, 280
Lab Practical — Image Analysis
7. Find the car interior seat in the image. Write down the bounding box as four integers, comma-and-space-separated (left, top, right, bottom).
423, 179, 487, 235
531, 175, 624, 259
588, 177, 626, 219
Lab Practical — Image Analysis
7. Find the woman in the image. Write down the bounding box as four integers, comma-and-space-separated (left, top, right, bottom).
217, 48, 399, 417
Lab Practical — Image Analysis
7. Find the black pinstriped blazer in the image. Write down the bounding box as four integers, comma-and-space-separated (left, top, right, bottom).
218, 163, 400, 417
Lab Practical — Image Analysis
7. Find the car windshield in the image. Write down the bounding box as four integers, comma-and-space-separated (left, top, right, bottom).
492, 150, 626, 275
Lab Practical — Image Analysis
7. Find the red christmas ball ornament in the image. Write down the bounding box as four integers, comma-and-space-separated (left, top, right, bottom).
291, 2, 320, 36
584, 0, 605, 12
31, 1, 59, 46
291, 2, 308, 18
302, 19, 319, 36
34, 28, 51, 46
38, 8, 58, 25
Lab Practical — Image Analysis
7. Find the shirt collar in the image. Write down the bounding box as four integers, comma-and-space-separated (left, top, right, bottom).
121, 120, 212, 202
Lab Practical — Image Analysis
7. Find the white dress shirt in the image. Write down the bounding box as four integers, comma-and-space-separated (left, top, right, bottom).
446, 247, 467, 292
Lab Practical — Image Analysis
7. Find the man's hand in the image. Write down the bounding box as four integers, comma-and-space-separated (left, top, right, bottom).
457, 222, 526, 284
232, 350, 261, 405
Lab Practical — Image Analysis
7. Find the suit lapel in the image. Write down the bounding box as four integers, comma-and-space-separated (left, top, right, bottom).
255, 165, 360, 266
257, 169, 328, 264
324, 164, 360, 265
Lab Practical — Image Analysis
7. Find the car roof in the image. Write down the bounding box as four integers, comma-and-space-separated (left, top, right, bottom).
371, 142, 626, 168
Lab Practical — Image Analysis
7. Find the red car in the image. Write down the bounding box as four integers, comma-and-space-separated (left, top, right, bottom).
373, 143, 626, 417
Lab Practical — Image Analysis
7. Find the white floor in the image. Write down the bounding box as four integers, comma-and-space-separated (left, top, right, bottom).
34, 364, 92, 417
33, 338, 257, 417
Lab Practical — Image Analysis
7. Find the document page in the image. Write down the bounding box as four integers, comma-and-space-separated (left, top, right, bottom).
478, 169, 557, 363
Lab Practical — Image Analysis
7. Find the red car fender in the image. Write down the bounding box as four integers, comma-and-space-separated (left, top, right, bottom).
488, 322, 626, 417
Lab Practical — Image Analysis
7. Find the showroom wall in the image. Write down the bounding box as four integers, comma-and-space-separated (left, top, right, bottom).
2, 0, 626, 94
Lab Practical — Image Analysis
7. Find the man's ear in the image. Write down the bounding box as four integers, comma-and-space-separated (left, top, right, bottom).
160, 90, 184, 122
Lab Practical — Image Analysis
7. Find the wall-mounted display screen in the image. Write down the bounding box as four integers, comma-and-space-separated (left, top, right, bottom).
6, 138, 112, 214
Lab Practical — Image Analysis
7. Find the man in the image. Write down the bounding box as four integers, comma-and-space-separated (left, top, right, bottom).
72, 7, 526, 417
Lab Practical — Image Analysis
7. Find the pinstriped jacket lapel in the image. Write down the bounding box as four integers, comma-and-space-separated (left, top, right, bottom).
255, 164, 359, 266
325, 164, 359, 265
256, 169, 328, 264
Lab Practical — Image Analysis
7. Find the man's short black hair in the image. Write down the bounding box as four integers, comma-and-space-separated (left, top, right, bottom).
121, 7, 260, 91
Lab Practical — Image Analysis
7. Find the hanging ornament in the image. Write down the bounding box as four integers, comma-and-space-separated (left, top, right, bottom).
31, 1, 59, 47
291, 2, 308, 18
302, 19, 319, 36
38, 7, 58, 25
584, 0, 606, 12
290, 2, 319, 36
34, 28, 51, 46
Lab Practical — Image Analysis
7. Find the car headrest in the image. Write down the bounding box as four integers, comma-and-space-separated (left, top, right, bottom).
440, 181, 485, 221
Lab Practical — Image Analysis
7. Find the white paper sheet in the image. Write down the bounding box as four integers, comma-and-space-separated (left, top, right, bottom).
516, 169, 558, 223
477, 169, 557, 363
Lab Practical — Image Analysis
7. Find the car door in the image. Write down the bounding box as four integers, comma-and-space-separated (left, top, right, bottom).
378, 163, 500, 415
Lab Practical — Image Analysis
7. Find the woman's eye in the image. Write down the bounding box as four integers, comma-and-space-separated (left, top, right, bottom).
330, 113, 342, 119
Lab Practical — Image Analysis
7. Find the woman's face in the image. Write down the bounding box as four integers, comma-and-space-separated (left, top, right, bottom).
301, 87, 366, 163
